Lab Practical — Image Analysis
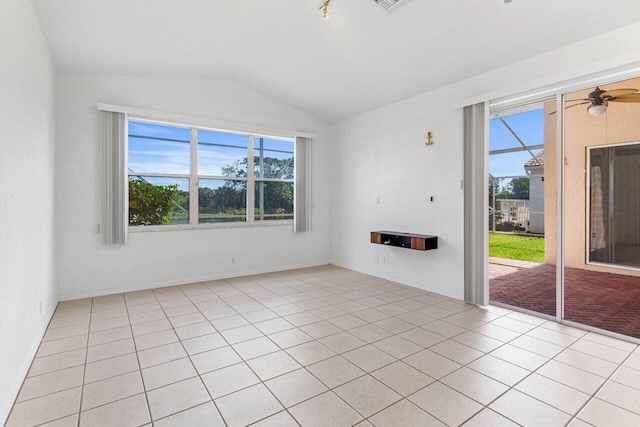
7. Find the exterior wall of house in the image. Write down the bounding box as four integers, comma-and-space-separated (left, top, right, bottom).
526, 166, 545, 234
544, 76, 640, 275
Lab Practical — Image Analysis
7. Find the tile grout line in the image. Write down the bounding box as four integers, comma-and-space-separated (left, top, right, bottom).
197, 277, 316, 426
76, 297, 94, 427
568, 348, 640, 424
151, 286, 231, 426
123, 292, 156, 426
10, 266, 640, 426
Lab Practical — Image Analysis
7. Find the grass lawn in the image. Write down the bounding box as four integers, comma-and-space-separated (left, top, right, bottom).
489, 232, 545, 263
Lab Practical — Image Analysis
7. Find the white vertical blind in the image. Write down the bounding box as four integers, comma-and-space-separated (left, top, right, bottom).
463, 103, 489, 306
99, 110, 127, 245
294, 137, 312, 233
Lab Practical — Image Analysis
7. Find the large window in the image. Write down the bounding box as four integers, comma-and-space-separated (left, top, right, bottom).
127, 120, 294, 227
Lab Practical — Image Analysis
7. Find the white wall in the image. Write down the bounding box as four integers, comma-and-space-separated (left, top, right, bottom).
329, 23, 640, 300
329, 91, 466, 299
56, 74, 331, 300
0, 0, 57, 423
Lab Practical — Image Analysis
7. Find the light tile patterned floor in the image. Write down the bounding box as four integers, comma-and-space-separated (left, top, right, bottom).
6, 265, 640, 426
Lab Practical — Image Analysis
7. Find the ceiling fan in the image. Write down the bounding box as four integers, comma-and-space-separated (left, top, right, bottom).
564, 86, 640, 116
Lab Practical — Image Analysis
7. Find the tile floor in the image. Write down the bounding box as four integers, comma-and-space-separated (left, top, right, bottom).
6, 265, 640, 426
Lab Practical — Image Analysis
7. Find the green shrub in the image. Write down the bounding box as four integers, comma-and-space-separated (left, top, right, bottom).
129, 178, 179, 226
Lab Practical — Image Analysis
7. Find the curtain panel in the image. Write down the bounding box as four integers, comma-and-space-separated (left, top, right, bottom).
294, 137, 312, 233
98, 110, 127, 245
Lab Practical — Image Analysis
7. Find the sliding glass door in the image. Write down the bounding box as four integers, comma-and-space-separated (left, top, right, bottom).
588, 143, 640, 268
488, 100, 557, 318
562, 76, 640, 339
482, 75, 640, 340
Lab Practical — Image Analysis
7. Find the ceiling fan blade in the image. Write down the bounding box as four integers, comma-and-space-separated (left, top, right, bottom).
565, 101, 590, 109
564, 98, 591, 103
610, 94, 640, 103
549, 100, 590, 115
602, 88, 638, 98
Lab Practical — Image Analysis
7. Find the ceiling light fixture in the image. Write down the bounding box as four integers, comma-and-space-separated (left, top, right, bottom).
587, 102, 608, 116
319, 0, 331, 18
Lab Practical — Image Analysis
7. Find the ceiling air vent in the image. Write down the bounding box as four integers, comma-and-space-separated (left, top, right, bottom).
373, 0, 411, 14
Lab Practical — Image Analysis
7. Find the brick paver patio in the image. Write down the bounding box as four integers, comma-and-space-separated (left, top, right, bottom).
490, 257, 640, 338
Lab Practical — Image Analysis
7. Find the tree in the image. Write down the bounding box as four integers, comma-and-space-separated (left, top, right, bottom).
489, 177, 511, 203
129, 178, 179, 225
199, 185, 245, 215
221, 156, 294, 217
506, 177, 530, 199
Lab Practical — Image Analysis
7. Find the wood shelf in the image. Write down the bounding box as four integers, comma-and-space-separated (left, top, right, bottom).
371, 231, 438, 251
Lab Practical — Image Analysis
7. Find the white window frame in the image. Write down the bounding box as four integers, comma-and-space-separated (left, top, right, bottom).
127, 117, 295, 231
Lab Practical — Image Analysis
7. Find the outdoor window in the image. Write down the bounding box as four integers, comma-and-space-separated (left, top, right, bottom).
254, 138, 295, 221
127, 120, 294, 227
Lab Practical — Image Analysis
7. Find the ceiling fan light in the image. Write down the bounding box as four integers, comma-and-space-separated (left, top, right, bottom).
588, 103, 607, 116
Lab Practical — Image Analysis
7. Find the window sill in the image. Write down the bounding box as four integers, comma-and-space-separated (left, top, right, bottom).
128, 220, 293, 233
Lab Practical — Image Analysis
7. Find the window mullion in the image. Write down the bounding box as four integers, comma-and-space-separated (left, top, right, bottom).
189, 128, 198, 225
247, 136, 255, 222
259, 138, 264, 221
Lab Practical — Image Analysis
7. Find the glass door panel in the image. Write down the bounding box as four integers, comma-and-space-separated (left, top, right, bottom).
488, 100, 557, 317
562, 76, 640, 338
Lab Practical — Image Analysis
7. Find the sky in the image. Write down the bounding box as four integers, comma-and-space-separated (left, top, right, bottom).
129, 114, 543, 192
489, 109, 544, 179
128, 121, 293, 191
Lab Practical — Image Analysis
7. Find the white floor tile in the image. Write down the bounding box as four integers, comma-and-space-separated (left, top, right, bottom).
409, 382, 482, 426
9, 266, 640, 427
490, 389, 571, 427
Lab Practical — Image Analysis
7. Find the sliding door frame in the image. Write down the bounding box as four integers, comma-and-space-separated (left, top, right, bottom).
471, 75, 640, 343
556, 93, 565, 321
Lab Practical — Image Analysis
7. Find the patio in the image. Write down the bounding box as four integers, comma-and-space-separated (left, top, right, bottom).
490, 257, 640, 338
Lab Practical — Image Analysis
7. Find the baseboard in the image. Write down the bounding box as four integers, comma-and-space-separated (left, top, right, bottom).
330, 261, 464, 301
0, 303, 57, 426
58, 260, 330, 301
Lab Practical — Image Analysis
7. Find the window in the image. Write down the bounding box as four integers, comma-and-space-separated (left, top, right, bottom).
588, 142, 640, 269
127, 120, 294, 227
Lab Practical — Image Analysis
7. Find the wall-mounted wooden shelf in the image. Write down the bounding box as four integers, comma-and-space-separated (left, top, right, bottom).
371, 231, 438, 251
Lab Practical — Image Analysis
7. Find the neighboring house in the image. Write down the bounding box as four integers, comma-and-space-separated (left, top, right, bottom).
524, 152, 545, 234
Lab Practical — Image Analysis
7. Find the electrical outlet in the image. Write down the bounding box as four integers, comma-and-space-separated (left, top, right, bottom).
375, 196, 381, 204
429, 195, 435, 204
381, 256, 386, 265
231, 257, 236, 264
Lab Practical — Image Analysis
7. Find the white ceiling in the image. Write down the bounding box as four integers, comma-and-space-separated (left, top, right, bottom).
31, 0, 640, 122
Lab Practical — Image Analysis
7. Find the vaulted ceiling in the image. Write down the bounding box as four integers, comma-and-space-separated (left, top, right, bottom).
32, 0, 640, 122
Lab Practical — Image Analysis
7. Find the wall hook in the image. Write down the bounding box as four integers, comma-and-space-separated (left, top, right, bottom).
425, 132, 434, 146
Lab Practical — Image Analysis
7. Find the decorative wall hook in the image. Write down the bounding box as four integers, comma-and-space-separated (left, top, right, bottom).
425, 132, 434, 146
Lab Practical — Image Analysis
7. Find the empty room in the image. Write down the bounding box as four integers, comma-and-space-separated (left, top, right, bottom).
3, 0, 640, 426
